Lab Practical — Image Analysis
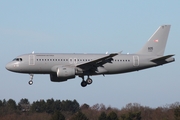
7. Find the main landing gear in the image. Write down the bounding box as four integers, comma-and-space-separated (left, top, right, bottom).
80, 76, 93, 87
28, 74, 33, 85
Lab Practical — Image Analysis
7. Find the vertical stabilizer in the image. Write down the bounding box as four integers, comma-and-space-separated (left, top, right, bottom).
137, 25, 171, 56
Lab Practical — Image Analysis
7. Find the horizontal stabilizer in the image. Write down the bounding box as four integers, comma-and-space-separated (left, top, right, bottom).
151, 54, 175, 62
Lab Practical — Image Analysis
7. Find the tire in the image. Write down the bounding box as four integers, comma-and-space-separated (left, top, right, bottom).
81, 81, 87, 87
86, 78, 92, 85
28, 81, 33, 85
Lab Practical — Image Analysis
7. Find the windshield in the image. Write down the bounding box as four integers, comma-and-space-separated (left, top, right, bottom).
13, 58, 22, 61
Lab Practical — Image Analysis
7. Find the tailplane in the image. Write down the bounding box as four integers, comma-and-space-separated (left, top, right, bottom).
137, 25, 171, 56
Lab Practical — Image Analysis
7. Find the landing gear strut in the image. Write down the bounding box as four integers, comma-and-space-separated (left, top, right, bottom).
80, 76, 93, 87
28, 74, 33, 85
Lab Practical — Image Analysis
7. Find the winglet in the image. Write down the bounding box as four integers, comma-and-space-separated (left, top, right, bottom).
118, 51, 123, 54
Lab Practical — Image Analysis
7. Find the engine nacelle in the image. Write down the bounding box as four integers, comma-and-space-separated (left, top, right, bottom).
50, 66, 76, 82
50, 74, 68, 82
57, 66, 75, 79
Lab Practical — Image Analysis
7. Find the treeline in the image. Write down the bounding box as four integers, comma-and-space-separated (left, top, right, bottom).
0, 98, 180, 120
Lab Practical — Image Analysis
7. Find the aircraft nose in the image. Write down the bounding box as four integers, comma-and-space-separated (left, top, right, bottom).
5, 63, 15, 71
5, 63, 11, 70
5, 62, 21, 72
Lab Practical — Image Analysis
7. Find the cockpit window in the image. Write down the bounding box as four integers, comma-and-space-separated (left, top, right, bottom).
13, 58, 23, 61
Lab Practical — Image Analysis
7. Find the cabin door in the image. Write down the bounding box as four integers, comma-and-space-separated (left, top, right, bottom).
133, 56, 139, 66
29, 55, 35, 65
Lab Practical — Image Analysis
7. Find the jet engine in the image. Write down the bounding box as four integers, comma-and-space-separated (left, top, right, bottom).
56, 66, 75, 78
50, 66, 75, 82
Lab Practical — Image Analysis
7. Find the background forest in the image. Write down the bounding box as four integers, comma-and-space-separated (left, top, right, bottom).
0, 98, 180, 120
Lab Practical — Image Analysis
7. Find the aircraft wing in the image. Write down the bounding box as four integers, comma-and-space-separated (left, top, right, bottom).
76, 53, 119, 71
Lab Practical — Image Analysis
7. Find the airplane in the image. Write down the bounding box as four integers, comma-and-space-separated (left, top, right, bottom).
5, 25, 175, 87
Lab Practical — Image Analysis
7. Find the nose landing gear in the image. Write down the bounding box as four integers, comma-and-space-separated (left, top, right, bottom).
28, 74, 33, 85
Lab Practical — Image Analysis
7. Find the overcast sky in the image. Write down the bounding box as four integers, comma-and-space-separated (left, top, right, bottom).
0, 1, 180, 109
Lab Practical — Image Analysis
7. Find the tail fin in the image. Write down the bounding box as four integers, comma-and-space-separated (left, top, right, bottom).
137, 25, 171, 56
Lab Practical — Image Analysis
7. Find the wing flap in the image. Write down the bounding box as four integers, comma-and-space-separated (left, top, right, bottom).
76, 53, 119, 71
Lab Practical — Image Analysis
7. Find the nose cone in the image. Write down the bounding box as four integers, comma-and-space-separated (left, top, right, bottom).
5, 63, 12, 71
5, 62, 21, 73
5, 62, 17, 72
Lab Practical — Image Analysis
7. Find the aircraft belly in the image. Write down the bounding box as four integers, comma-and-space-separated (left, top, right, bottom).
104, 63, 133, 74
103, 60, 157, 74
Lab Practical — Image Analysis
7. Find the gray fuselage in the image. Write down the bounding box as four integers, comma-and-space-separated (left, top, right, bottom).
6, 53, 175, 76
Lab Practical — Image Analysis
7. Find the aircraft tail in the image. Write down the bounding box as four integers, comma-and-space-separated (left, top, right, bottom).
137, 25, 171, 56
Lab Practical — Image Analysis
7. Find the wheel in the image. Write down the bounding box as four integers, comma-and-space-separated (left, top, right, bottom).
86, 78, 93, 85
81, 81, 87, 87
28, 80, 33, 85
